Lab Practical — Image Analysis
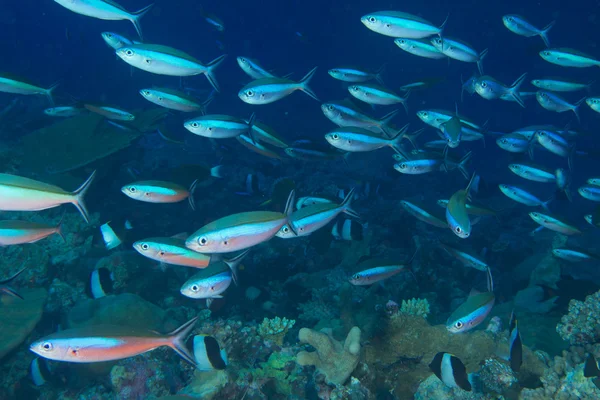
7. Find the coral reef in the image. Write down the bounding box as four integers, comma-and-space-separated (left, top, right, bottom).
414, 374, 490, 400
257, 316, 296, 346
400, 298, 430, 319
556, 289, 600, 345
296, 326, 361, 385
478, 358, 518, 395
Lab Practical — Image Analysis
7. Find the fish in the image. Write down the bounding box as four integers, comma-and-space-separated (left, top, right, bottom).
539, 48, 600, 68
30, 357, 65, 387
508, 163, 555, 183
349, 250, 417, 285
140, 88, 213, 113
431, 37, 488, 74
0, 171, 96, 223
586, 97, 600, 113
436, 199, 496, 217
247, 120, 289, 148
101, 31, 137, 50
53, 0, 153, 39
498, 184, 552, 210
236, 135, 282, 160
186, 191, 295, 253
399, 77, 445, 92
121, 180, 198, 209
587, 178, 600, 186
502, 15, 554, 47
447, 267, 495, 333
578, 185, 600, 202
347, 83, 409, 113
296, 196, 334, 209
531, 78, 592, 92
44, 106, 84, 118
446, 174, 477, 238
284, 142, 342, 161
534, 129, 575, 168
328, 66, 385, 84
238, 67, 319, 104
508, 310, 522, 372
360, 11, 447, 38
199, 6, 224, 32
321, 103, 399, 136
440, 115, 462, 148
394, 154, 443, 175
552, 248, 597, 262
0, 73, 59, 104
394, 38, 446, 59
331, 218, 364, 241
529, 211, 582, 235
85, 267, 114, 299
184, 114, 253, 139
280, 189, 359, 238
440, 244, 488, 271
237, 57, 277, 79
236, 174, 260, 197
30, 317, 199, 366
0, 219, 64, 245
116, 44, 227, 92
400, 200, 448, 229
191, 335, 228, 371
474, 73, 528, 108
180, 270, 233, 302
324, 125, 415, 153
496, 133, 533, 156
84, 104, 135, 120
535, 91, 585, 122
0, 266, 26, 299
555, 168, 572, 202
429, 352, 472, 391
416, 109, 480, 130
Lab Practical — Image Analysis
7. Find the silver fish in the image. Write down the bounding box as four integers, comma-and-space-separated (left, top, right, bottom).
502, 15, 554, 47
536, 91, 585, 122
360, 11, 447, 38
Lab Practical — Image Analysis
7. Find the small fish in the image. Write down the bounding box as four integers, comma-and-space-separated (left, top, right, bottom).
121, 180, 198, 209
429, 352, 472, 391
584, 214, 595, 226
84, 104, 134, 121
347, 83, 409, 112
400, 200, 447, 228
531, 78, 592, 92
0, 73, 59, 104
586, 97, 600, 113
191, 335, 228, 371
535, 91, 585, 122
321, 103, 399, 136
185, 114, 253, 139
475, 73, 528, 108
502, 15, 554, 47
446, 174, 477, 238
0, 266, 26, 299
116, 44, 227, 92
53, 0, 153, 39
284, 142, 342, 161
578, 185, 600, 202
496, 133, 534, 156
509, 163, 555, 183
529, 211, 581, 235
535, 129, 575, 168
0, 219, 64, 245
325, 125, 415, 153
44, 106, 84, 118
394, 38, 446, 59
447, 267, 495, 333
328, 66, 385, 84
399, 77, 445, 92
237, 57, 276, 79
361, 11, 447, 38
552, 248, 596, 262
331, 219, 364, 241
499, 184, 552, 210
349, 250, 416, 285
296, 196, 334, 209
248, 120, 288, 148
540, 48, 600, 68
238, 67, 319, 104
440, 244, 488, 271
186, 191, 295, 253
199, 6, 224, 32
436, 199, 496, 217
0, 171, 96, 223
180, 270, 233, 302
86, 267, 114, 299
440, 115, 462, 148
237, 135, 282, 160
30, 317, 199, 366
101, 31, 136, 50
587, 178, 600, 186
140, 88, 213, 113
556, 168, 572, 202
30, 357, 64, 387
508, 310, 523, 373
416, 109, 480, 130
431, 37, 488, 74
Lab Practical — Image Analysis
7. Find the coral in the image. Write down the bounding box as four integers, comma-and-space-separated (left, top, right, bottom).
329, 376, 372, 400
478, 358, 518, 394
0, 288, 47, 359
178, 369, 229, 399
237, 350, 306, 398
414, 374, 491, 400
257, 316, 296, 346
557, 289, 600, 345
296, 326, 361, 385
400, 298, 430, 319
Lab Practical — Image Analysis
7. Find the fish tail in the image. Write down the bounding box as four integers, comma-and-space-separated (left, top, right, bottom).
390, 123, 410, 150
458, 151, 473, 180
167, 317, 199, 367
509, 73, 528, 108
298, 67, 320, 102
71, 170, 97, 224
201, 92, 216, 115
205, 54, 228, 93
541, 194, 554, 211
210, 165, 224, 178
477, 48, 488, 75
540, 20, 555, 48
400, 90, 410, 115
56, 213, 66, 243
223, 249, 250, 285
375, 63, 386, 85
130, 3, 154, 40
0, 286, 24, 300
438, 13, 449, 37
379, 109, 400, 136
44, 81, 60, 105
188, 179, 198, 211
573, 97, 586, 123
341, 188, 360, 219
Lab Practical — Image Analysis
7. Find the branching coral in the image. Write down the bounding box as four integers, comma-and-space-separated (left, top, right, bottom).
400, 298, 430, 319
257, 316, 295, 346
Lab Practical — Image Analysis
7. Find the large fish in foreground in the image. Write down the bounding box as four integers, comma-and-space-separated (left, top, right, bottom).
53, 0, 153, 39
0, 171, 96, 223
429, 352, 472, 391
30, 317, 199, 366
446, 174, 477, 238
0, 220, 64, 246
447, 267, 495, 333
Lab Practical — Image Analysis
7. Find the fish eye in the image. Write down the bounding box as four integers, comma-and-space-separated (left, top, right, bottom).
198, 237, 208, 246
368, 17, 376, 23
143, 90, 150, 96
332, 134, 339, 140
282, 226, 289, 233
480, 82, 487, 88
128, 187, 136, 192
351, 86, 359, 91
455, 226, 462, 233
399, 39, 406, 44
501, 139, 508, 144
106, 33, 113, 38
331, 69, 339, 74
125, 49, 134, 56
240, 58, 247, 63
400, 163, 407, 169
328, 105, 334, 111
223, 240, 229, 246
454, 321, 463, 329
544, 51, 551, 56
246, 90, 255, 97
141, 243, 149, 250
191, 122, 199, 128
508, 17, 514, 22
42, 342, 53, 351
158, 97, 163, 101
191, 285, 199, 292
422, 112, 428, 117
